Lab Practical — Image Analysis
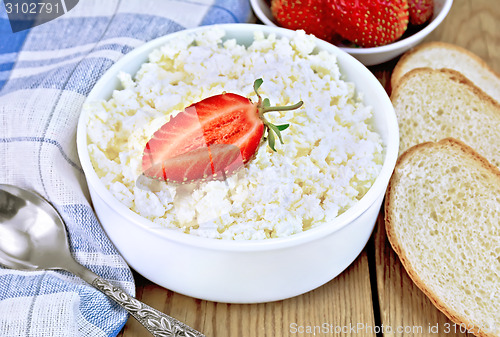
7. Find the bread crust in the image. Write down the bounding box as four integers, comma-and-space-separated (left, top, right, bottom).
391, 41, 500, 93
384, 138, 500, 337
390, 67, 500, 116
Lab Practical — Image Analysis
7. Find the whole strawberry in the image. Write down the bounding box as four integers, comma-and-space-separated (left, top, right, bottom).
408, 0, 434, 25
329, 0, 410, 47
270, 0, 338, 42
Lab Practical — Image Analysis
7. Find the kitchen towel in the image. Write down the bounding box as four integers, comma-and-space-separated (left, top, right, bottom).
0, 1, 253, 336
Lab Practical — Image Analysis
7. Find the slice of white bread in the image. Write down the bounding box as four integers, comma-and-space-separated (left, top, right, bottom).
385, 138, 500, 337
391, 42, 500, 103
391, 67, 500, 167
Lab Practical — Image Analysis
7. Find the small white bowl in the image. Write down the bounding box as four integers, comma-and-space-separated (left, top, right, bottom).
250, 0, 453, 66
77, 23, 399, 303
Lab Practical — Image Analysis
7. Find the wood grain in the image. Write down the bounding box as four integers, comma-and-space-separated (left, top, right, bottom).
118, 0, 500, 336
426, 0, 500, 73
118, 251, 376, 337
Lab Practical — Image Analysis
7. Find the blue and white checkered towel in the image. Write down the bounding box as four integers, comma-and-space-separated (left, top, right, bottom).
0, 1, 253, 336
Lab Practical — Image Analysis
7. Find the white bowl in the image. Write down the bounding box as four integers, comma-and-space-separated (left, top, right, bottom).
250, 0, 453, 66
77, 23, 399, 303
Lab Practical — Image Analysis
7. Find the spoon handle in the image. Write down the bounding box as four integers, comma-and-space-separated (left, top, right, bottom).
92, 276, 205, 337
65, 258, 205, 337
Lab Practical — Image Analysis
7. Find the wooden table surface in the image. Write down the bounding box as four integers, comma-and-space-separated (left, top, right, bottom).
118, 1, 500, 336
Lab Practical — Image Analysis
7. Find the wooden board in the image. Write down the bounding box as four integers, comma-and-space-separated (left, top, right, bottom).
118, 1, 500, 336
119, 251, 376, 337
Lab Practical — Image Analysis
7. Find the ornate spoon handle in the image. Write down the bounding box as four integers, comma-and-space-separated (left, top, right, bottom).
93, 277, 205, 337
60, 252, 204, 336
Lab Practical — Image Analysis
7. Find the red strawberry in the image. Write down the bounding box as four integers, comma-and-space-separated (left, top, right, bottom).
408, 0, 434, 25
270, 0, 338, 42
329, 0, 410, 47
142, 79, 303, 184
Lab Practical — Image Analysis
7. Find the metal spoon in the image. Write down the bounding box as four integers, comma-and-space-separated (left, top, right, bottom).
0, 184, 205, 337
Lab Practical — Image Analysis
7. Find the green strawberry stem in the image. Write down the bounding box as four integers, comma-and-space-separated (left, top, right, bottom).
253, 78, 303, 151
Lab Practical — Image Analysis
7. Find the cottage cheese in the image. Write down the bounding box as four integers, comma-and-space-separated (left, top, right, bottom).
85, 28, 384, 240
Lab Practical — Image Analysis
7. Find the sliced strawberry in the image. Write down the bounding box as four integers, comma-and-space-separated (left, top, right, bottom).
142, 79, 303, 184
143, 144, 243, 183
408, 0, 434, 25
329, 0, 409, 47
270, 0, 339, 43
142, 93, 262, 174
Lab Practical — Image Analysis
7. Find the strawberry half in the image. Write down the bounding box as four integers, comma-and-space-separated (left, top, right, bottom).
270, 0, 339, 42
329, 0, 409, 47
141, 79, 303, 184
408, 0, 434, 25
